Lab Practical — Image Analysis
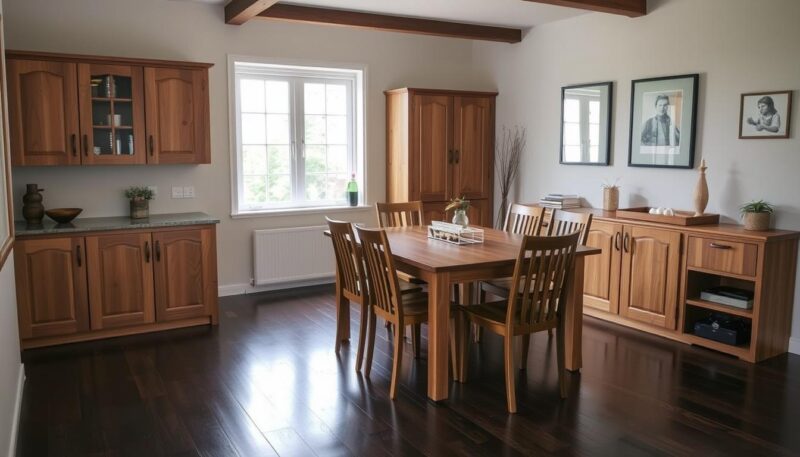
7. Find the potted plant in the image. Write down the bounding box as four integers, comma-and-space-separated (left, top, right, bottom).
125, 186, 154, 219
740, 200, 773, 231
601, 179, 620, 211
446, 196, 470, 227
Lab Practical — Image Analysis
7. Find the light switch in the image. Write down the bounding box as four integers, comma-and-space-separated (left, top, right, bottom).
171, 186, 184, 199
183, 186, 195, 198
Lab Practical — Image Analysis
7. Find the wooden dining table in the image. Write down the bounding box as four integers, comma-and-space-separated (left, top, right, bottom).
330, 225, 600, 402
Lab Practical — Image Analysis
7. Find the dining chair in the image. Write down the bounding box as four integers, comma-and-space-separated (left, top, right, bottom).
375, 201, 425, 228
547, 209, 593, 244
326, 218, 422, 371
458, 231, 581, 413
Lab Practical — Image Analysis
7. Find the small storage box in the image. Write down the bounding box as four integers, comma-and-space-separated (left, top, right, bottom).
693, 313, 751, 346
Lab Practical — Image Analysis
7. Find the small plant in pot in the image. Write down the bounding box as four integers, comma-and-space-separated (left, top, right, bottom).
125, 186, 154, 219
740, 200, 773, 231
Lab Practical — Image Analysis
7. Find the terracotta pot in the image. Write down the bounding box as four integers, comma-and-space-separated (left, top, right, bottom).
130, 198, 149, 219
743, 212, 770, 231
603, 187, 619, 211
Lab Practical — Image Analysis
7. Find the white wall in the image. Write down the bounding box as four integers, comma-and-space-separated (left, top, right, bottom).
4, 0, 491, 290
472, 0, 800, 343
0, 255, 21, 457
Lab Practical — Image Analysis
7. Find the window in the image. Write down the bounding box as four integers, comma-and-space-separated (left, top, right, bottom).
232, 59, 364, 214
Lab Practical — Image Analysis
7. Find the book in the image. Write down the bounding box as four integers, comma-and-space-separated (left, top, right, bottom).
700, 286, 754, 310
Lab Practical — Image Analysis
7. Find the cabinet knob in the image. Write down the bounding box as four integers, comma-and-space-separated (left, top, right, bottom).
709, 242, 732, 250
454, 149, 460, 164
623, 232, 630, 253
149, 135, 154, 156
71, 134, 77, 157
155, 240, 161, 261
76, 245, 82, 267
144, 241, 151, 263
614, 232, 621, 251
82, 134, 88, 156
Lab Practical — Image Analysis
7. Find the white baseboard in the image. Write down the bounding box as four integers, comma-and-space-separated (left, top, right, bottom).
790, 337, 800, 356
218, 276, 335, 297
7, 365, 24, 457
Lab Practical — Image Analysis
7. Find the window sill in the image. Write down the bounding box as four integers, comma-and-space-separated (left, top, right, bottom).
231, 205, 372, 219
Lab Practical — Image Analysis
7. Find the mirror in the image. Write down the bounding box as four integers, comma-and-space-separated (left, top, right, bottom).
560, 82, 612, 165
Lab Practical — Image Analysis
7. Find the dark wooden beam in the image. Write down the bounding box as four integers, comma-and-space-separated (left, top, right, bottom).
522, 0, 646, 17
256, 4, 522, 43
225, 0, 279, 25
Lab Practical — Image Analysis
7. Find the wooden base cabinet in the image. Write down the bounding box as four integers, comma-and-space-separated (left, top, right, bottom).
15, 225, 218, 349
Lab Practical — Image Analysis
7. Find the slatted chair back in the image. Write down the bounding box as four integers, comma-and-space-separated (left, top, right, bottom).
547, 210, 592, 245
356, 227, 403, 322
376, 201, 424, 228
506, 231, 580, 330
503, 203, 547, 236
326, 218, 364, 301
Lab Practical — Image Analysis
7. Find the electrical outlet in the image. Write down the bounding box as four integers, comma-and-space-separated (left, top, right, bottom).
171, 186, 184, 199
147, 186, 158, 199
183, 186, 195, 198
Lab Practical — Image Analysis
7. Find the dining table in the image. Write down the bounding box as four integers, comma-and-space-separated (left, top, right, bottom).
329, 225, 601, 402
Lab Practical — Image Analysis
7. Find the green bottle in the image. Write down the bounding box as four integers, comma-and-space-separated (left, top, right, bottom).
346, 173, 358, 206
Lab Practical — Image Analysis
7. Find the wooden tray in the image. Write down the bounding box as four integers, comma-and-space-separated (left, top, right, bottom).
615, 207, 720, 226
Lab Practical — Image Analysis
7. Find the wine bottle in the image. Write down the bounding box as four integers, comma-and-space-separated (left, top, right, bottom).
346, 173, 358, 207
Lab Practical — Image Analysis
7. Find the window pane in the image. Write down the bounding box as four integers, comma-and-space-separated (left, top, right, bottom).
563, 145, 581, 162
305, 115, 326, 144
327, 175, 348, 202
266, 114, 290, 144
589, 146, 599, 162
243, 145, 267, 175
305, 174, 326, 201
563, 123, 580, 146
242, 113, 266, 144
267, 175, 291, 202
265, 80, 289, 114
326, 84, 346, 115
240, 79, 265, 113
244, 175, 267, 204
564, 98, 580, 123
589, 100, 600, 124
327, 145, 347, 173
305, 145, 326, 173
304, 83, 326, 114
326, 115, 347, 145
268, 145, 291, 174
589, 123, 600, 146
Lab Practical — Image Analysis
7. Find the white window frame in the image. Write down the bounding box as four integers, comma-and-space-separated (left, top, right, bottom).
229, 56, 366, 216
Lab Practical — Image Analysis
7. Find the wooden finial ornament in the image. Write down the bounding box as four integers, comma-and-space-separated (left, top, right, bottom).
693, 159, 709, 216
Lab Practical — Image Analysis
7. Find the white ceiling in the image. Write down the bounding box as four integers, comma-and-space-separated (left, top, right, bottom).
177, 0, 586, 28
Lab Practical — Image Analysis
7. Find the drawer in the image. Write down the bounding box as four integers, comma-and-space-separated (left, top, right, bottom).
687, 236, 758, 277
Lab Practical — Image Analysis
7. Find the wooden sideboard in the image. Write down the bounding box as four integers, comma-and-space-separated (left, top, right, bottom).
385, 88, 497, 227
567, 208, 798, 362
13, 214, 218, 349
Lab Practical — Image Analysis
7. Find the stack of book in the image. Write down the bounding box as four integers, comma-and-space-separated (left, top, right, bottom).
539, 194, 581, 209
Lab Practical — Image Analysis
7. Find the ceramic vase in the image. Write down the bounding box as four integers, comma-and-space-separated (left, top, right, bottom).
452, 209, 469, 228
22, 183, 45, 226
693, 159, 709, 216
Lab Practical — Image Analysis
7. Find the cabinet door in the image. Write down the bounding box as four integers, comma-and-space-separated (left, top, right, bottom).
144, 67, 210, 164
452, 96, 493, 200
7, 59, 80, 166
86, 233, 155, 329
78, 64, 146, 164
411, 94, 452, 202
583, 221, 623, 314
619, 226, 681, 329
14, 237, 89, 338
153, 228, 216, 322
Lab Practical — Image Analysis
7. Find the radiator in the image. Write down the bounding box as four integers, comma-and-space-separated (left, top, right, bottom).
253, 225, 335, 286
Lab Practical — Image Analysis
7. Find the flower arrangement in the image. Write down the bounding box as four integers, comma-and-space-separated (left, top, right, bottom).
124, 186, 154, 201
445, 196, 470, 212
124, 186, 154, 219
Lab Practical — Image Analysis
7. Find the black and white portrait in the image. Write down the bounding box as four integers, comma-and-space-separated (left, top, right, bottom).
739, 91, 792, 139
640, 91, 682, 152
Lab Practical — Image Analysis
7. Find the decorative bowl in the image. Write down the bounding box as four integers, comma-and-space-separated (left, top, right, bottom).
45, 208, 83, 224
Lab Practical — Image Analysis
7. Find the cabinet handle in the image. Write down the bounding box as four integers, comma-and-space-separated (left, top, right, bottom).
454, 149, 460, 164
76, 245, 82, 267
82, 134, 88, 156
623, 233, 630, 253
709, 242, 732, 250
614, 232, 621, 251
71, 134, 77, 156
149, 135, 154, 156
144, 241, 151, 263
155, 240, 161, 261
447, 149, 453, 164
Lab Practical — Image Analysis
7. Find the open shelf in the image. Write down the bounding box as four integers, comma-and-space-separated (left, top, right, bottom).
686, 298, 753, 318
683, 333, 752, 360
687, 265, 755, 281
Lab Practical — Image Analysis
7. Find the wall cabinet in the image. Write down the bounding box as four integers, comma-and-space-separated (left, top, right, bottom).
15, 225, 218, 349
6, 51, 212, 166
386, 88, 496, 227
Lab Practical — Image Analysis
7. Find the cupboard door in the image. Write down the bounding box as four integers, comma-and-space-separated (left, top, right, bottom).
86, 233, 155, 329
144, 67, 210, 164
78, 64, 146, 164
619, 226, 681, 329
14, 237, 89, 338
7, 59, 80, 166
153, 228, 216, 322
452, 96, 493, 200
411, 94, 452, 202
583, 221, 623, 314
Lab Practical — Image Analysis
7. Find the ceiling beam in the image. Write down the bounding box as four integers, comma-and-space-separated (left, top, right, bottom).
225, 0, 279, 25
522, 0, 646, 17
256, 4, 522, 43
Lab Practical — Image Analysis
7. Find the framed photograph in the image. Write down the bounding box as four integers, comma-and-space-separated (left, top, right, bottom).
0, 14, 13, 269
628, 74, 699, 169
739, 91, 792, 139
560, 81, 613, 166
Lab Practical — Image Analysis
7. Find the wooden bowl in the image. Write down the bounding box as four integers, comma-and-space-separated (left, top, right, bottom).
45, 208, 83, 224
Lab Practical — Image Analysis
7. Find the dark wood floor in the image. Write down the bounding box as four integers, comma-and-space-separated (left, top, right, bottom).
15, 285, 800, 456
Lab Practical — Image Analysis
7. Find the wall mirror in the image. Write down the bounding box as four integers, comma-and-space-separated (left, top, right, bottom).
560, 81, 613, 165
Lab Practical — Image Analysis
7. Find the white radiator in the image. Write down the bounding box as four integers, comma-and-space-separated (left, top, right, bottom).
253, 225, 335, 286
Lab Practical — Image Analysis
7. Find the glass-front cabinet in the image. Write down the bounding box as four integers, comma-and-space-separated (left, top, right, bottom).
78, 64, 145, 164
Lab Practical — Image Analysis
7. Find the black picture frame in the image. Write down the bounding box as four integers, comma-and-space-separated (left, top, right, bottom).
628, 73, 700, 169
559, 81, 613, 166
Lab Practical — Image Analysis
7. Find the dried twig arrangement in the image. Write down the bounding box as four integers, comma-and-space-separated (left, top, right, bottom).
495, 126, 526, 228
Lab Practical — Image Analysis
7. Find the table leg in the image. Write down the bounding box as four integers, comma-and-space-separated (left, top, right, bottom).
564, 256, 585, 371
455, 282, 474, 382
427, 271, 451, 401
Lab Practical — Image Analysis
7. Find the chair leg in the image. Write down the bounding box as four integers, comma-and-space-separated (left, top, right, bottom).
548, 328, 554, 338
390, 322, 405, 400
334, 294, 349, 353
520, 334, 530, 371
557, 322, 567, 399
458, 312, 471, 383
450, 317, 459, 381
474, 288, 485, 344
364, 309, 377, 377
355, 300, 368, 372
504, 334, 517, 413
412, 324, 421, 359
